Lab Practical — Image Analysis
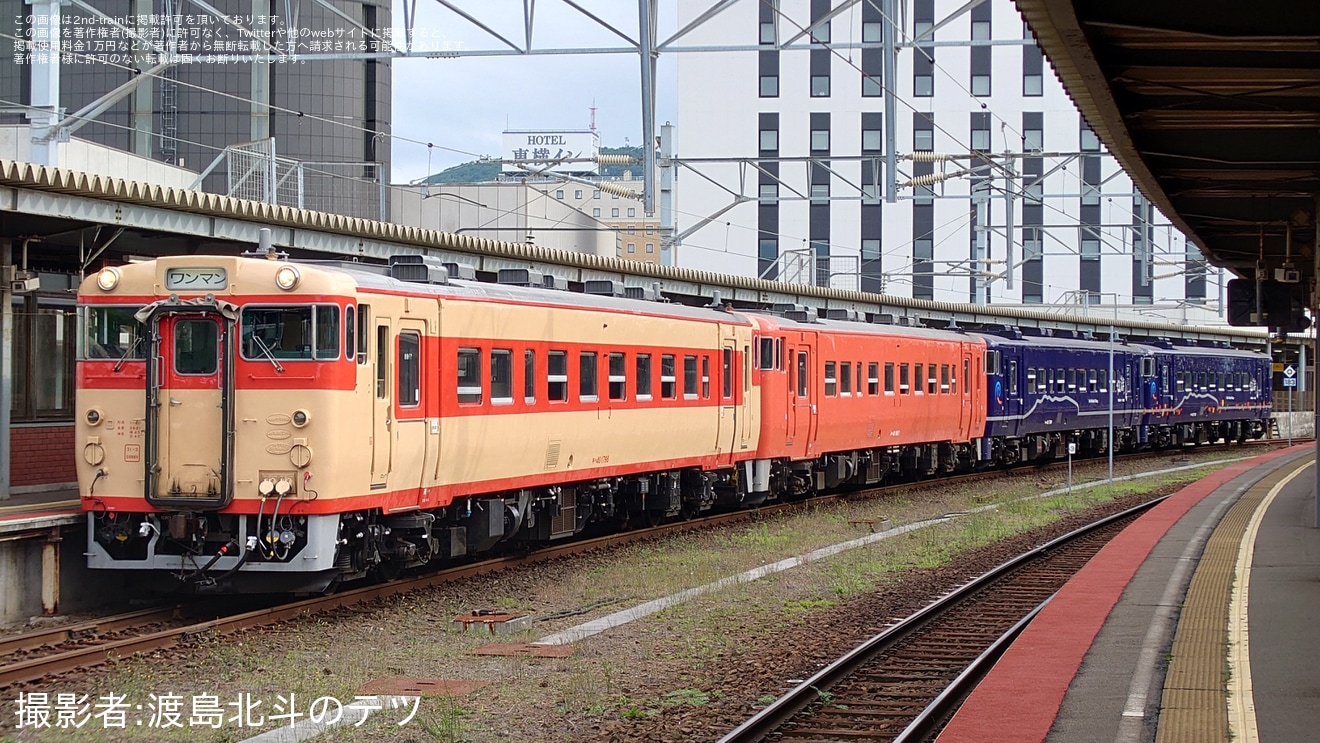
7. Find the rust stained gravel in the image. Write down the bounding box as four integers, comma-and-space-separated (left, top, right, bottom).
0, 452, 1251, 742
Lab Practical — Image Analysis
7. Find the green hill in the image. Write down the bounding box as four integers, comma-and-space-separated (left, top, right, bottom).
420, 146, 644, 184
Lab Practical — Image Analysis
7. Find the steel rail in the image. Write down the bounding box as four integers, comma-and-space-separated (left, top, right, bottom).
717, 496, 1163, 743
0, 440, 1278, 689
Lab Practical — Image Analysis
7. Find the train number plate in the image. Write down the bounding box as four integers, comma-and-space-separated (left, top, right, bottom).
164, 267, 228, 290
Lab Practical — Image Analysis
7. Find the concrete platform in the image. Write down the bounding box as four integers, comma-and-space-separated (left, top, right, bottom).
0, 488, 129, 626
937, 444, 1318, 743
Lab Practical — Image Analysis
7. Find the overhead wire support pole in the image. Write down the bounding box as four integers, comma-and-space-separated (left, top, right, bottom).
1314, 193, 1319, 528
639, 0, 658, 216
882, 0, 898, 203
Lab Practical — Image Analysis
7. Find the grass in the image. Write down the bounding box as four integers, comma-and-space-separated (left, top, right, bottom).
20, 452, 1246, 743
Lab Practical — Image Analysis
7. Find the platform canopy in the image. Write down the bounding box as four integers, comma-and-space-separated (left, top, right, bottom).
1016, 0, 1320, 283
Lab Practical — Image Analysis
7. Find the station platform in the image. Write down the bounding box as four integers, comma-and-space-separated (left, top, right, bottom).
0, 487, 81, 531
938, 443, 1318, 743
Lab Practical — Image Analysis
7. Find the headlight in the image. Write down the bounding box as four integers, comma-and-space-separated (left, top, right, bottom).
291, 409, 310, 427
274, 265, 300, 291
86, 409, 102, 426
96, 267, 120, 292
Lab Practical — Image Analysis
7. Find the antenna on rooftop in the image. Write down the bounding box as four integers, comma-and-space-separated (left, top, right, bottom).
590, 100, 597, 132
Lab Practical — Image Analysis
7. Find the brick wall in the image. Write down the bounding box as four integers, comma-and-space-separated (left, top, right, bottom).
11, 424, 77, 488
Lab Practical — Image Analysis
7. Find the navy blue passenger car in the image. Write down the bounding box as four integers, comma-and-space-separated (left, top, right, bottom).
972, 328, 1270, 465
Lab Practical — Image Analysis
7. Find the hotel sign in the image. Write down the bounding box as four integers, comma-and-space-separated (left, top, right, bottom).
502, 130, 600, 175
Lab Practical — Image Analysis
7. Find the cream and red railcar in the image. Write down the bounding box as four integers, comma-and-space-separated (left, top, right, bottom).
745, 312, 987, 496
78, 253, 761, 592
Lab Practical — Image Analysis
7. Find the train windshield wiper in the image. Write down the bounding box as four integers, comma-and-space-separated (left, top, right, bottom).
112, 337, 142, 373
251, 335, 285, 373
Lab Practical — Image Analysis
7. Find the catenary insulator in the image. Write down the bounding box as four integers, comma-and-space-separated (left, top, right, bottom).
595, 154, 639, 165
595, 181, 640, 199
908, 151, 953, 162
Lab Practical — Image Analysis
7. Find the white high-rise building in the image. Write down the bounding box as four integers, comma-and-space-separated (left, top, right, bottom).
673, 0, 1221, 316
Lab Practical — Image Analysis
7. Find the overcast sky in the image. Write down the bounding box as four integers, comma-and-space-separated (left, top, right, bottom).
389, 1, 680, 184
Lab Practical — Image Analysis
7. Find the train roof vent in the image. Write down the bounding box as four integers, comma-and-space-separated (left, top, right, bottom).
584, 279, 624, 297
771, 303, 808, 314
1149, 339, 1174, 349
1018, 327, 1045, 337
441, 262, 477, 281
990, 326, 1024, 340
867, 313, 895, 325
542, 274, 568, 291
388, 254, 449, 285
825, 308, 861, 322
497, 268, 543, 287
895, 316, 915, 327
624, 284, 662, 301
783, 309, 819, 324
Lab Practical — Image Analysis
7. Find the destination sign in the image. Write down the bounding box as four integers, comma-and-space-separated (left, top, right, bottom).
164, 267, 228, 291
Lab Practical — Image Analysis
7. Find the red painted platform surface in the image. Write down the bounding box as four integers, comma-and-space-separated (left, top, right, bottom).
936, 445, 1305, 743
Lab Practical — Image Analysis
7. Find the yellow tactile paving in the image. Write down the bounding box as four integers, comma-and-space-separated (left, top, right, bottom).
1154, 462, 1304, 743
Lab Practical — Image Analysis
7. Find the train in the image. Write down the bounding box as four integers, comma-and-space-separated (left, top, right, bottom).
75, 250, 1273, 593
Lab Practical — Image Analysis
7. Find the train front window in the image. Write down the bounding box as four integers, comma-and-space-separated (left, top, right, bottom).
174, 319, 218, 375
82, 305, 146, 360
240, 305, 341, 361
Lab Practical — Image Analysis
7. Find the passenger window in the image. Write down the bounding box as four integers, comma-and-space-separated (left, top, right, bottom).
942, 363, 951, 393
900, 363, 911, 394
548, 350, 568, 402
758, 337, 775, 370
928, 365, 937, 394
398, 332, 421, 407
776, 339, 784, 370
914, 364, 923, 394
1068, 369, 1076, 392
609, 352, 627, 401
1008, 361, 1018, 396
1056, 367, 1065, 393
524, 350, 536, 403
684, 355, 698, 398
375, 325, 388, 398
661, 354, 677, 399
722, 348, 734, 399
490, 349, 513, 404
457, 347, 482, 404
1026, 368, 1037, 394
580, 352, 598, 401
701, 355, 711, 398
825, 361, 838, 397
357, 305, 370, 364
344, 306, 355, 363
745, 346, 752, 392
855, 362, 862, 395
1099, 369, 1108, 391
1089, 370, 1098, 392
797, 352, 808, 397
867, 362, 879, 395
637, 354, 653, 400
884, 362, 895, 394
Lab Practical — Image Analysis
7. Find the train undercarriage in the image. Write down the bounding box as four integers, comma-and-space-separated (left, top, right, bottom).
91, 417, 1270, 594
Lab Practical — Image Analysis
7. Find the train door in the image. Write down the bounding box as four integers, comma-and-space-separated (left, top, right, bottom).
144, 304, 236, 509
739, 339, 754, 451
960, 349, 973, 434
371, 318, 392, 488
788, 333, 816, 455
1003, 356, 1021, 431
392, 318, 429, 505
716, 336, 738, 460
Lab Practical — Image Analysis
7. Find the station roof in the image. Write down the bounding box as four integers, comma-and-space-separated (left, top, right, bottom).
1016, 0, 1320, 281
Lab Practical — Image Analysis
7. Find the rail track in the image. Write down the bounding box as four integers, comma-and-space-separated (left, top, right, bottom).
717, 498, 1157, 743
0, 441, 1285, 689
